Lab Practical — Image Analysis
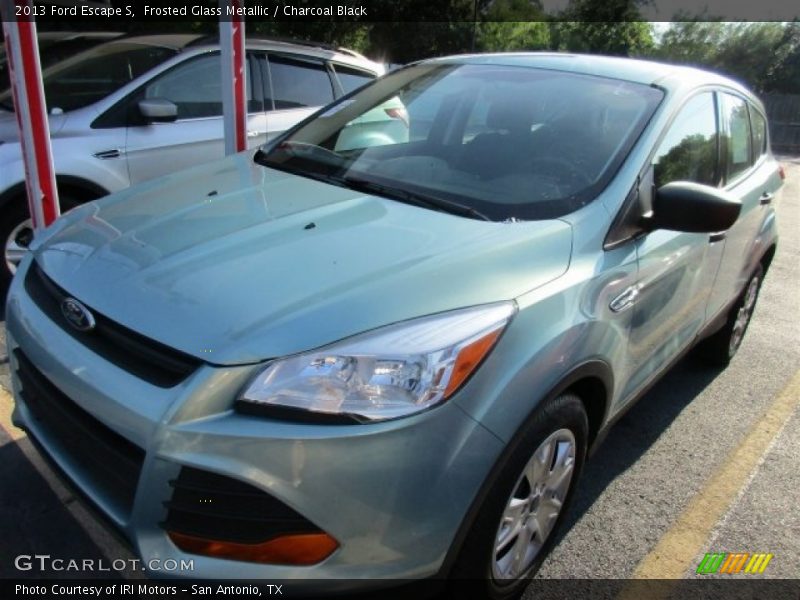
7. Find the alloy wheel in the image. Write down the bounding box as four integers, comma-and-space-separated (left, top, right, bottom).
729, 274, 760, 357
5, 218, 33, 275
492, 428, 576, 580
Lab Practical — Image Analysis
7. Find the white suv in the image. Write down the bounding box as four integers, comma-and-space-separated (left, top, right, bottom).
0, 33, 383, 288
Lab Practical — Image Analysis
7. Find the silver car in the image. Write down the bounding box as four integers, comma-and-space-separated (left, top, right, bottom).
0, 33, 383, 288
5, 53, 782, 598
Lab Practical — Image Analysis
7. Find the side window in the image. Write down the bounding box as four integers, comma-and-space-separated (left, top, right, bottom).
721, 93, 753, 181
653, 92, 719, 188
332, 64, 375, 94
143, 54, 255, 120
750, 106, 768, 159
267, 55, 334, 110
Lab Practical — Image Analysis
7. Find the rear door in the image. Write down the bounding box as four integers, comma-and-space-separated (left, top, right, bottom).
125, 52, 265, 185
260, 53, 336, 142
623, 91, 726, 398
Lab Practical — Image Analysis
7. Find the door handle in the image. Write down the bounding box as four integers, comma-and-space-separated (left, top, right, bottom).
93, 149, 123, 159
610, 286, 639, 313
709, 231, 727, 243
759, 192, 774, 205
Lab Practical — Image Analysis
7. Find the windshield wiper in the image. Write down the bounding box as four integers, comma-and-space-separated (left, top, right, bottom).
254, 140, 345, 168
254, 149, 491, 221
339, 176, 492, 222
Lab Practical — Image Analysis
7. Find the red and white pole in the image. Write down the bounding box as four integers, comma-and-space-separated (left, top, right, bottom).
1, 0, 60, 231
219, 0, 247, 155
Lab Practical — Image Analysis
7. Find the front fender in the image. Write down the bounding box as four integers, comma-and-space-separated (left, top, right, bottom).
453, 243, 638, 443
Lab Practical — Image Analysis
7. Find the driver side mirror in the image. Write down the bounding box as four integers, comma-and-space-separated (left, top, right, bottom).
138, 98, 178, 123
646, 181, 741, 233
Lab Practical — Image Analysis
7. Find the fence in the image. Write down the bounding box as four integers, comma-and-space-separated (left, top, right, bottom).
763, 94, 800, 155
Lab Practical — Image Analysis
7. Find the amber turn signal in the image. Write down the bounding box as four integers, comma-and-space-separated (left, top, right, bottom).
167, 531, 338, 565
444, 328, 503, 398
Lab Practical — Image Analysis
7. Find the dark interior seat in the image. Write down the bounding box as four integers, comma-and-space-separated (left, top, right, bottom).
457, 99, 539, 179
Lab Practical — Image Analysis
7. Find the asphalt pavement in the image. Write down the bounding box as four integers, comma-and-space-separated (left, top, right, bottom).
0, 158, 798, 596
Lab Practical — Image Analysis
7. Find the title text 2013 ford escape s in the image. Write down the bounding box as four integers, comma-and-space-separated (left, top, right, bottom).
5, 54, 782, 599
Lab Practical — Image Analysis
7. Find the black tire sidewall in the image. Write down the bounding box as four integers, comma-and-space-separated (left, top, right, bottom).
727, 264, 764, 360
449, 393, 589, 600
699, 263, 764, 367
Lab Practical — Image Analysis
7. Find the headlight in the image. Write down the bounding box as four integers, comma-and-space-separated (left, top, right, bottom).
237, 302, 516, 422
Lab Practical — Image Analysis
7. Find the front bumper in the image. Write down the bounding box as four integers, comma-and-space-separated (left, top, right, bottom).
5, 257, 505, 585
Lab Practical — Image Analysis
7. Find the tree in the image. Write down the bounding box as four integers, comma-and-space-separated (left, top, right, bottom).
475, 0, 550, 52
365, 0, 476, 64
550, 0, 654, 56
767, 22, 800, 94
650, 21, 800, 94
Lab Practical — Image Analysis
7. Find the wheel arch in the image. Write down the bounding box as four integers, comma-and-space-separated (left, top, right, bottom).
54, 175, 110, 204
438, 359, 613, 579
760, 242, 777, 274
0, 176, 109, 212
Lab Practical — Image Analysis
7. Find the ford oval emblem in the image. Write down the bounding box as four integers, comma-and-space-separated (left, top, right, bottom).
60, 297, 96, 332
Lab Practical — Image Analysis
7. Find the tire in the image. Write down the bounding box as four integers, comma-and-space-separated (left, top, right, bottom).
697, 264, 764, 367
448, 393, 588, 600
1, 194, 80, 295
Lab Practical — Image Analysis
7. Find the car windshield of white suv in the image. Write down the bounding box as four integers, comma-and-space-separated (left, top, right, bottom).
257, 63, 663, 221
0, 42, 176, 113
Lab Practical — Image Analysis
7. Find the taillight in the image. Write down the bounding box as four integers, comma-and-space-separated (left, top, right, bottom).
384, 107, 409, 128
778, 165, 786, 181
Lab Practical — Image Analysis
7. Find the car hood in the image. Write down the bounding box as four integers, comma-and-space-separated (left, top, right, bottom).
33, 153, 573, 365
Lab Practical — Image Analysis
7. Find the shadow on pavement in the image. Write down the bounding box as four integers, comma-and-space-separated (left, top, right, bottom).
0, 426, 114, 578
555, 354, 721, 538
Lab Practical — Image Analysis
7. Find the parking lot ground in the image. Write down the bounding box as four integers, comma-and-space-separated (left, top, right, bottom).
0, 158, 798, 595
533, 156, 800, 588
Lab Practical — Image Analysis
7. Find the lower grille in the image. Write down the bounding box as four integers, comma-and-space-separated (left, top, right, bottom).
15, 350, 145, 516
161, 467, 321, 544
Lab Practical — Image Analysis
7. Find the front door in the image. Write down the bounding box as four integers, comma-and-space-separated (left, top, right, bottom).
623, 92, 726, 399
125, 52, 266, 186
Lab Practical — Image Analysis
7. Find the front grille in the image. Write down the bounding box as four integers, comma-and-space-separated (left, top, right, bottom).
25, 262, 202, 387
161, 467, 322, 544
14, 349, 146, 516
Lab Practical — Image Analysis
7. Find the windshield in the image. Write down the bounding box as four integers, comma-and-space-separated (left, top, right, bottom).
0, 41, 177, 112
257, 63, 663, 221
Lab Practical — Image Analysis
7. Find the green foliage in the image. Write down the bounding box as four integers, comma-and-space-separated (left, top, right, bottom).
549, 0, 654, 56
474, 0, 549, 52
248, 21, 371, 54
550, 21, 653, 56
649, 21, 800, 94
477, 22, 550, 52
100, 0, 800, 94
655, 133, 717, 188
364, 0, 476, 64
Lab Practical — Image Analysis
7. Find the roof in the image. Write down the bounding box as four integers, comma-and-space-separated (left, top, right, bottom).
428, 52, 751, 95
97, 34, 378, 71
104, 34, 206, 50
